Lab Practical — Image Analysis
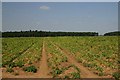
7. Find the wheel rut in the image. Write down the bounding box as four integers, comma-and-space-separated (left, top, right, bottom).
36, 41, 51, 78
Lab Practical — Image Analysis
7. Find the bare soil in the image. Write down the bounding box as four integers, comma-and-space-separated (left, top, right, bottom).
36, 41, 52, 78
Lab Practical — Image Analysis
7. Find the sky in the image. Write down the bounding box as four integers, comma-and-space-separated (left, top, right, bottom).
2, 2, 118, 35
2, 0, 120, 2
0, 2, 1, 31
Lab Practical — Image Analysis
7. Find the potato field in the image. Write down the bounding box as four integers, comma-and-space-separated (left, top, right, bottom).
1, 36, 119, 79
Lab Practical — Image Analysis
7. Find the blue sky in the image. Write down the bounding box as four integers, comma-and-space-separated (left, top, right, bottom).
2, 0, 120, 2
0, 2, 1, 31
2, 2, 118, 35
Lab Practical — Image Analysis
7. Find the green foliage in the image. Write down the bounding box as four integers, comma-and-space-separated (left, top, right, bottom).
2, 31, 98, 37
50, 36, 118, 77
69, 64, 80, 73
118, 59, 120, 64
104, 31, 120, 36
28, 61, 32, 65
54, 68, 62, 74
2, 38, 43, 68
8, 62, 16, 68
71, 72, 80, 79
112, 72, 120, 80
52, 67, 63, 77
6, 67, 14, 73
23, 66, 37, 73
98, 72, 104, 76
62, 57, 68, 62
0, 63, 2, 68
2, 36, 118, 78
64, 75, 70, 79
2, 63, 6, 67
16, 61, 24, 67
95, 66, 103, 72
83, 62, 96, 68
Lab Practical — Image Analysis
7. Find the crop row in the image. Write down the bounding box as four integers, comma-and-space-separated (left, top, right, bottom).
45, 38, 81, 78
2, 37, 119, 79
2, 38, 36, 66
13, 38, 43, 67
2, 38, 34, 55
2, 37, 43, 73
49, 36, 119, 78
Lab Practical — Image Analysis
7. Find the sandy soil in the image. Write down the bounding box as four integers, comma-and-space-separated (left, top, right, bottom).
36, 41, 52, 78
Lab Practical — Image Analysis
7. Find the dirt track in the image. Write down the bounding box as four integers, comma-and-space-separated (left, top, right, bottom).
36, 41, 51, 78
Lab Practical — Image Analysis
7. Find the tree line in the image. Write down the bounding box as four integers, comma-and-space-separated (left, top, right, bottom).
2, 30, 120, 37
2, 30, 98, 37
104, 31, 120, 36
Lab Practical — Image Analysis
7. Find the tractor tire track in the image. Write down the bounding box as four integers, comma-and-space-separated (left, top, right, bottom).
37, 41, 51, 78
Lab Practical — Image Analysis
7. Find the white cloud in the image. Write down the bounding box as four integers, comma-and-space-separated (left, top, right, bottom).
40, 6, 50, 10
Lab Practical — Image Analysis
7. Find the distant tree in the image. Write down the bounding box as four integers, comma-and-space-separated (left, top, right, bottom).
104, 31, 120, 36
35, 30, 38, 32
2, 30, 98, 37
